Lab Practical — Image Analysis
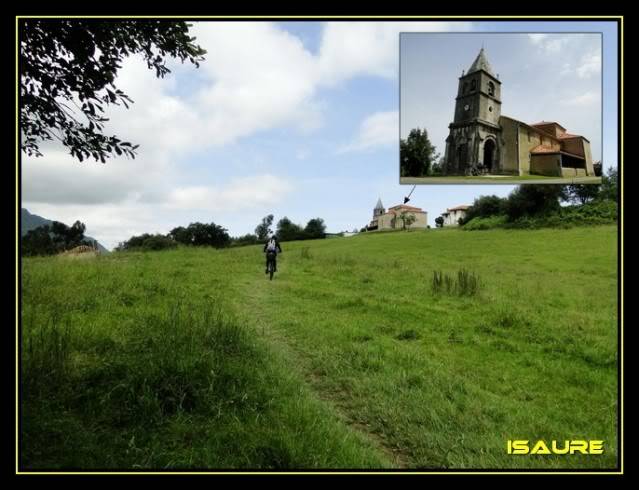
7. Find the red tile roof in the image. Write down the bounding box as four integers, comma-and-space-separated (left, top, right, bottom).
447, 205, 470, 211
387, 204, 425, 213
531, 121, 567, 131
530, 145, 558, 154
530, 146, 586, 160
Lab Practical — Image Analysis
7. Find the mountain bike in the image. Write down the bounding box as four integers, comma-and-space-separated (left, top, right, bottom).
266, 251, 277, 280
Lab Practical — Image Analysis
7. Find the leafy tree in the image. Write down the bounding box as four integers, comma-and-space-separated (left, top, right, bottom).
599, 167, 618, 202
255, 214, 274, 241
460, 195, 506, 225
563, 184, 601, 205
21, 226, 55, 256
21, 220, 90, 256
396, 211, 416, 230
504, 185, 565, 221
168, 226, 190, 244
276, 217, 304, 242
430, 156, 445, 176
435, 216, 444, 228
400, 128, 438, 177
20, 20, 206, 162
188, 222, 230, 248
304, 218, 327, 239
167, 222, 230, 248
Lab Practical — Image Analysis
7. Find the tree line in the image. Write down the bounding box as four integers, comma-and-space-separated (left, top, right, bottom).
115, 215, 327, 252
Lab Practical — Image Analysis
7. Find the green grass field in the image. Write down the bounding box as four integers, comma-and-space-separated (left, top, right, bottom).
21, 225, 618, 470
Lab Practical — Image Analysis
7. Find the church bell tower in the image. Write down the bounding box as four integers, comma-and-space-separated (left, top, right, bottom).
444, 48, 503, 175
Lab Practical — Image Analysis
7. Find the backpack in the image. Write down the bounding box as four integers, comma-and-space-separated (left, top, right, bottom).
266, 239, 277, 252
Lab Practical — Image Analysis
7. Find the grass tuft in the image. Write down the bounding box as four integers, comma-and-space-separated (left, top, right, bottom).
431, 269, 481, 296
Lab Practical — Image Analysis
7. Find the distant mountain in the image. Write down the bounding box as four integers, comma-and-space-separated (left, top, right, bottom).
21, 208, 110, 253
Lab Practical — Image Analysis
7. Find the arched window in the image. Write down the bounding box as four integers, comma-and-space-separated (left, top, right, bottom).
470, 79, 476, 91
487, 81, 495, 96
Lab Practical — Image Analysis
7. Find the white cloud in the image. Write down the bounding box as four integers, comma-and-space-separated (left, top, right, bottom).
166, 175, 293, 212
187, 22, 321, 147
528, 33, 570, 53
22, 149, 172, 205
576, 51, 601, 79
561, 91, 600, 107
339, 111, 398, 153
528, 33, 548, 44
318, 21, 473, 85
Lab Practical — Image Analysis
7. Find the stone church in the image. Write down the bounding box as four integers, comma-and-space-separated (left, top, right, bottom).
367, 198, 428, 231
443, 48, 595, 178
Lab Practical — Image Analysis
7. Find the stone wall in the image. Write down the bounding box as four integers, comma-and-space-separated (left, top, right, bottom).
530, 154, 562, 176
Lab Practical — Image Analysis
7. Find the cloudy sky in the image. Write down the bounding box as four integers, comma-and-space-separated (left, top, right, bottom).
22, 20, 618, 250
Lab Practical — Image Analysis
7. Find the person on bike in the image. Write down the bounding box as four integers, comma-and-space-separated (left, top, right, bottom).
263, 234, 282, 274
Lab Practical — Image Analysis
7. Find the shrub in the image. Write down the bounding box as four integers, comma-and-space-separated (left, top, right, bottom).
461, 195, 507, 225
462, 215, 508, 230
117, 233, 177, 251
142, 234, 178, 251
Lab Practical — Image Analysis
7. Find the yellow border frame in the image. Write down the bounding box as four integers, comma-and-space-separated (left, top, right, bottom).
15, 14, 624, 476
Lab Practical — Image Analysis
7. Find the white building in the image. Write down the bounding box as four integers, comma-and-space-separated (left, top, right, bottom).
441, 205, 470, 226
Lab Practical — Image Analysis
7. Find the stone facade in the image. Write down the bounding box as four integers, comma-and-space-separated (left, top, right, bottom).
443, 49, 594, 177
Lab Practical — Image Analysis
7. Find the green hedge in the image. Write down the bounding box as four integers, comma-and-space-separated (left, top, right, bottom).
463, 200, 617, 231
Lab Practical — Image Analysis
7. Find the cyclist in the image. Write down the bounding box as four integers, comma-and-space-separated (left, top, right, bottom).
263, 234, 282, 274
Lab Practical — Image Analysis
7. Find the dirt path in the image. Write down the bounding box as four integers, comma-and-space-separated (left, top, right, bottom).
234, 273, 411, 469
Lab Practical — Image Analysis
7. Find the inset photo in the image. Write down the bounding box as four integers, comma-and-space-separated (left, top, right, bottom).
400, 32, 603, 184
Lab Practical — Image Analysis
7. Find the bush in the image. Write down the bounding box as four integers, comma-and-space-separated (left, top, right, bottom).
232, 234, 260, 247
506, 200, 617, 229
462, 200, 617, 231
142, 235, 178, 251
461, 195, 507, 225
117, 233, 177, 251
462, 215, 508, 230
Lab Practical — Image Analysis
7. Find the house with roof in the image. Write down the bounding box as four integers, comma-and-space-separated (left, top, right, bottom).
442, 48, 595, 178
441, 205, 470, 226
367, 198, 428, 231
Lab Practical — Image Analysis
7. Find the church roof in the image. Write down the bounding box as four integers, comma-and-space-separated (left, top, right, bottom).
388, 204, 425, 213
467, 48, 495, 76
531, 121, 567, 131
374, 198, 384, 210
530, 145, 585, 160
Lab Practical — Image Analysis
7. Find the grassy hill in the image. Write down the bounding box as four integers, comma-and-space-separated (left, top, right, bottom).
20, 225, 618, 470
